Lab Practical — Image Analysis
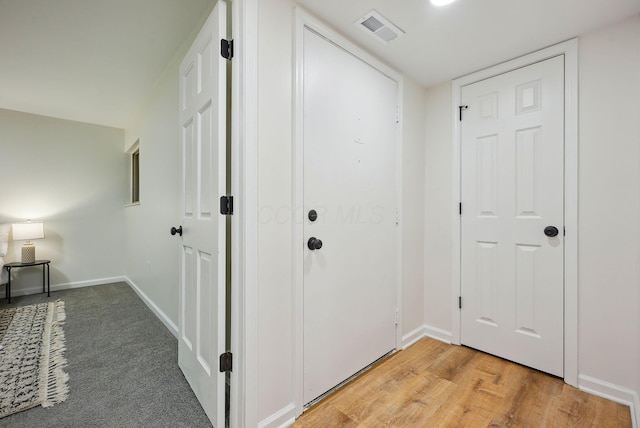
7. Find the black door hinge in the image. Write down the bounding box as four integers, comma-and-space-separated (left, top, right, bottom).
220, 196, 234, 215
219, 352, 233, 372
221, 39, 234, 60
459, 296, 462, 309
458, 105, 468, 121
459, 202, 462, 215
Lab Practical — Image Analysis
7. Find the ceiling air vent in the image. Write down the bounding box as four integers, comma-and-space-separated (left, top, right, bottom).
356, 10, 405, 44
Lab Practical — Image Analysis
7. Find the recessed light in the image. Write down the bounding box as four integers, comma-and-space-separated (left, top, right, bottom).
431, 0, 456, 6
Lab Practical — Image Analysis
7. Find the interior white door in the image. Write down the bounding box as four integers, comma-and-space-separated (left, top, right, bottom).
302, 28, 398, 404
460, 56, 564, 376
178, 2, 227, 426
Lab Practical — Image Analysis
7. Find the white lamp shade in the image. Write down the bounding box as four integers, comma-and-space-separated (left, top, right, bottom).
12, 222, 45, 241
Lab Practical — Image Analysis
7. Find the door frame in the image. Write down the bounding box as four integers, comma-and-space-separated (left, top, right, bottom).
230, 0, 259, 427
293, 7, 404, 417
451, 39, 579, 386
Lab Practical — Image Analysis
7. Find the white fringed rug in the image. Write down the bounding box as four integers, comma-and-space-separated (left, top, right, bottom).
0, 301, 69, 418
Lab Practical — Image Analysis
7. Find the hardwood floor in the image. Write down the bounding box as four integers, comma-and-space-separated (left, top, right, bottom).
293, 338, 631, 427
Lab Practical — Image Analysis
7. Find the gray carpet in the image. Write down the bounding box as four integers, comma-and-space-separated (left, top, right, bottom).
0, 282, 213, 427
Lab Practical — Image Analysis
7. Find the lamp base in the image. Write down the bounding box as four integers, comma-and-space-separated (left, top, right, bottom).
22, 243, 35, 263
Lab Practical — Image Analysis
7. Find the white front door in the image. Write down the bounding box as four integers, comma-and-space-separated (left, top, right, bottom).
460, 56, 564, 376
302, 28, 398, 404
178, 2, 227, 426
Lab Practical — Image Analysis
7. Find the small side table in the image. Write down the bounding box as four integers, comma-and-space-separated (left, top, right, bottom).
3, 260, 51, 303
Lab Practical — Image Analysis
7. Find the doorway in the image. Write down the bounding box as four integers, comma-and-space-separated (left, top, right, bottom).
460, 56, 564, 376
452, 40, 579, 385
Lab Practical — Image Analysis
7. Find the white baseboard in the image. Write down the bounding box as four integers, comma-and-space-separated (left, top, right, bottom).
8, 276, 128, 297
578, 374, 639, 428
401, 324, 453, 350
258, 403, 296, 428
423, 324, 453, 344
402, 325, 427, 349
124, 277, 179, 339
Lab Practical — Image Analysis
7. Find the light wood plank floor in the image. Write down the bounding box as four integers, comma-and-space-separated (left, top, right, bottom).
293, 338, 631, 427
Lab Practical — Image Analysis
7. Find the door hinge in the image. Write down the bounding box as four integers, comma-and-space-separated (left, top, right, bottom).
395, 208, 400, 225
219, 351, 233, 372
396, 107, 400, 124
395, 308, 399, 325
220, 196, 234, 215
458, 105, 468, 121
564, 226, 566, 236
459, 202, 462, 215
458, 296, 462, 309
221, 39, 234, 60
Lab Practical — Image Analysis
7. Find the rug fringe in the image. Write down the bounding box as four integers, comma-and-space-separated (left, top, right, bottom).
42, 321, 69, 407
54, 300, 66, 323
39, 301, 70, 408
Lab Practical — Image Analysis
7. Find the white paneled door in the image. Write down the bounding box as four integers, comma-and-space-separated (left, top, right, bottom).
460, 56, 565, 377
302, 28, 398, 404
178, 2, 227, 426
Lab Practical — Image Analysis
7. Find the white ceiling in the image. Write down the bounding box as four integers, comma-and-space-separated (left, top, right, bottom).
0, 0, 213, 128
0, 0, 638, 129
295, 0, 640, 88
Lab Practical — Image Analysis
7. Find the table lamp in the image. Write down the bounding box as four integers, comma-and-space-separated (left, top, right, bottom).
12, 221, 45, 263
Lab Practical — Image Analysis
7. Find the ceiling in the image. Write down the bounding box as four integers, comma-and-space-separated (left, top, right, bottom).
296, 0, 640, 89
0, 0, 639, 129
0, 0, 213, 128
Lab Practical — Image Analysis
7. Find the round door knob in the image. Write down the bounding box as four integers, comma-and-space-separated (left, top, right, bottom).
544, 226, 559, 237
171, 226, 183, 236
307, 237, 323, 250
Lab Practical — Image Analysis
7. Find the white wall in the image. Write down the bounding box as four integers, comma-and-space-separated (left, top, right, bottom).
423, 14, 640, 418
257, 0, 295, 421
0, 108, 126, 292
402, 79, 427, 342
423, 82, 453, 339
122, 6, 213, 330
255, 0, 427, 423
123, 57, 181, 330
577, 14, 640, 413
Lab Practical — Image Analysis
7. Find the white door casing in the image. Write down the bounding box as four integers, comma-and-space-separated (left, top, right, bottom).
178, 2, 227, 426
460, 56, 565, 376
301, 26, 399, 405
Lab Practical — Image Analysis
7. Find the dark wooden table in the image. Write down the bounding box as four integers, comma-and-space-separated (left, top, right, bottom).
3, 259, 50, 303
